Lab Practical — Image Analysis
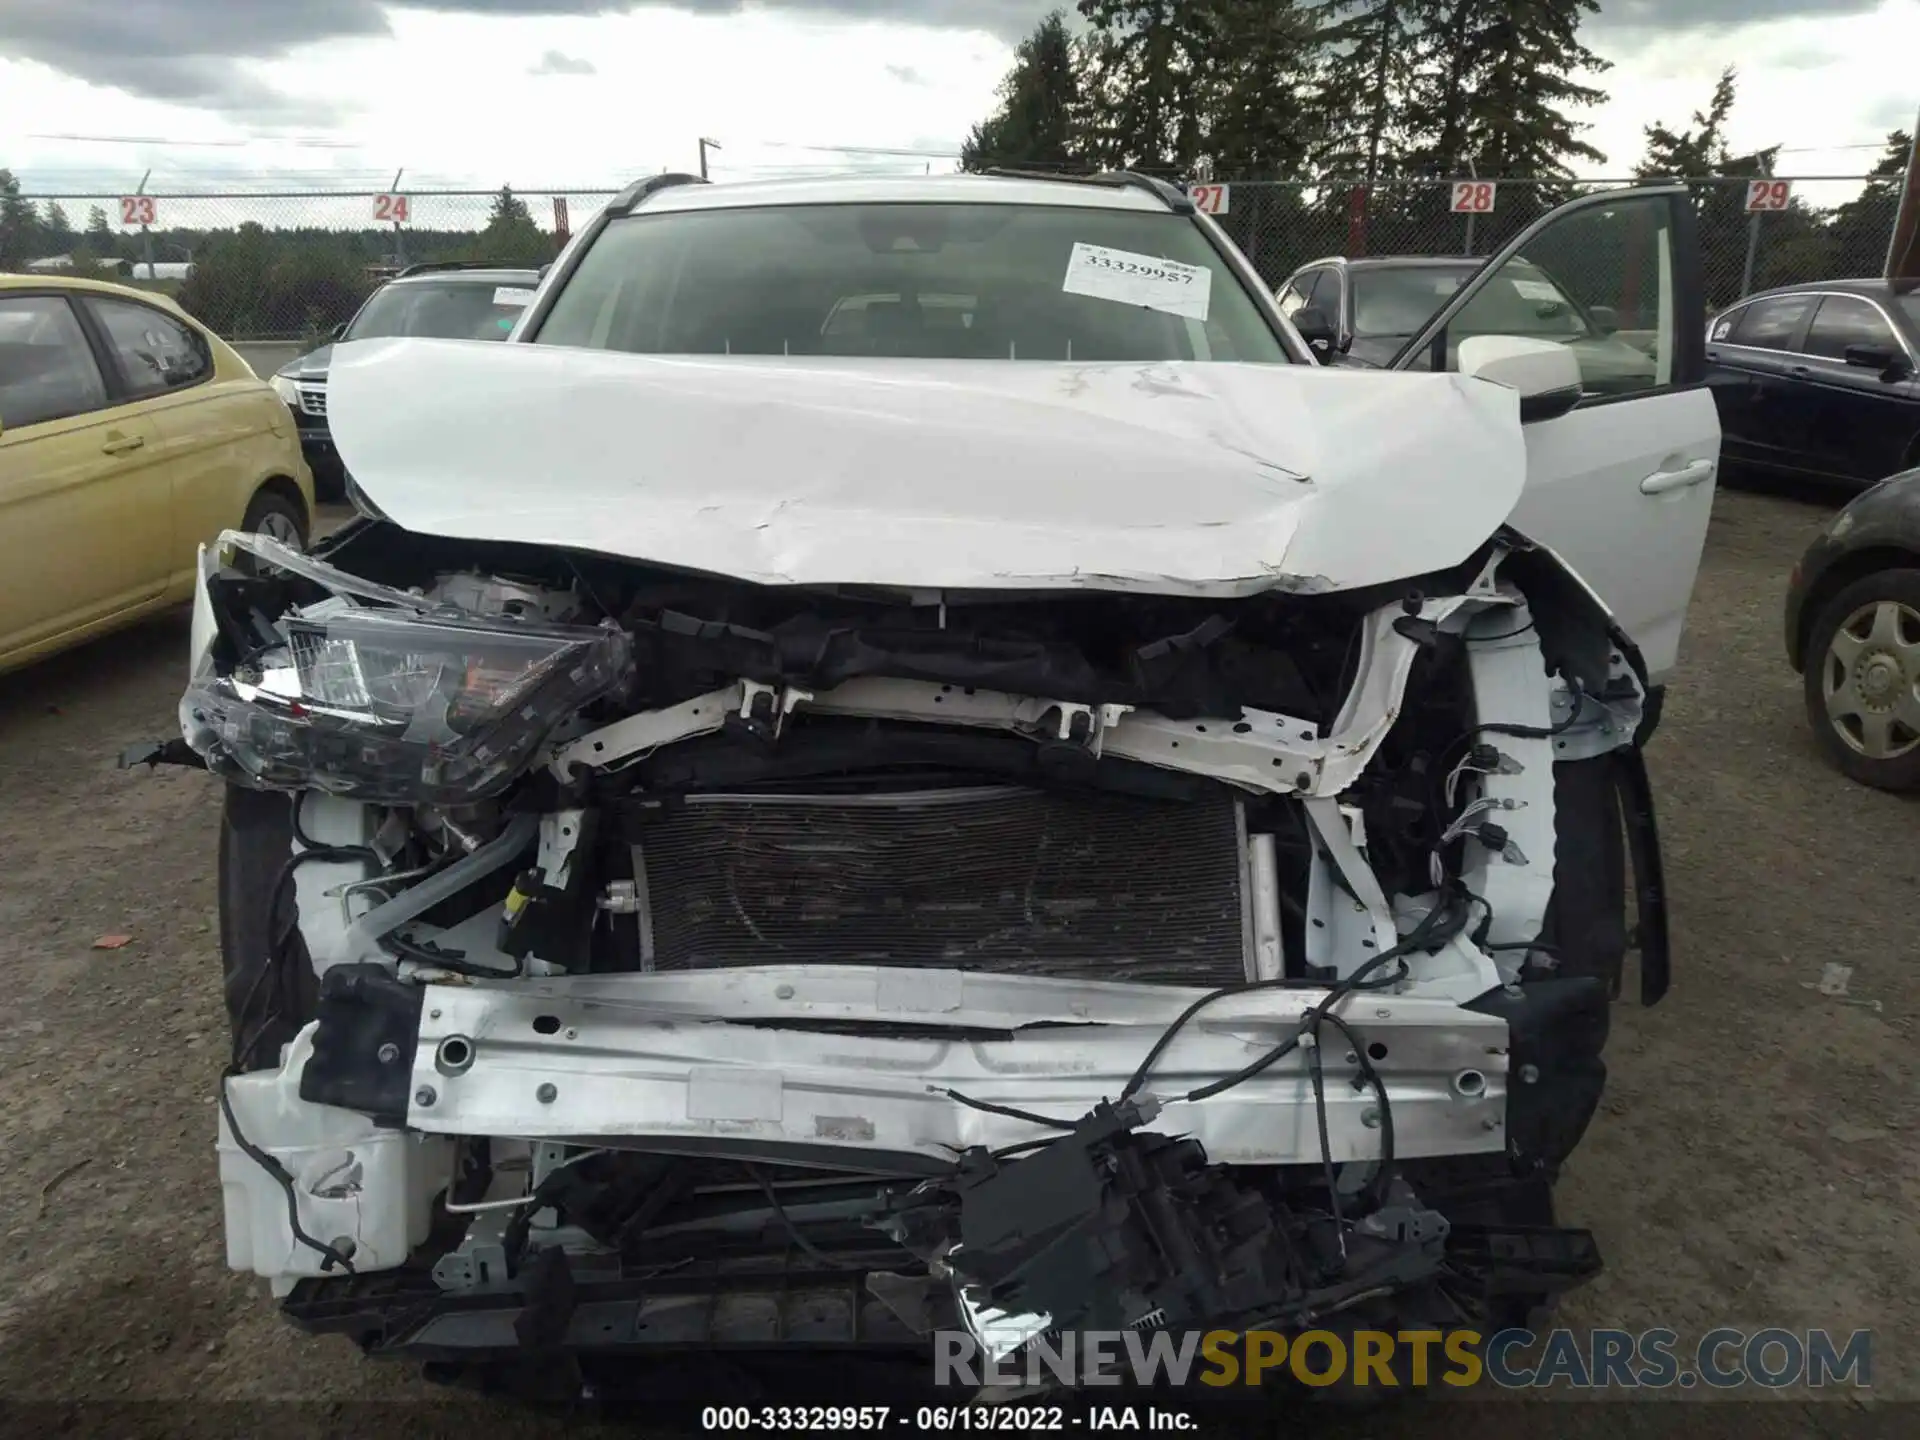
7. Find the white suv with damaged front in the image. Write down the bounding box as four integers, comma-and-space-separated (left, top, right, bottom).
149, 171, 1719, 1398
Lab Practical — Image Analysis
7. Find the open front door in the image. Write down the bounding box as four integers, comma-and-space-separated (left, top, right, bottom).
1391, 185, 1720, 687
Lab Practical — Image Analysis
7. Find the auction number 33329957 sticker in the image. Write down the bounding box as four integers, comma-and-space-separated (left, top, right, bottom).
1062, 242, 1213, 322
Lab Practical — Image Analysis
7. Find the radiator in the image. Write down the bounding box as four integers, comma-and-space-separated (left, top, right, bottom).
633, 786, 1251, 986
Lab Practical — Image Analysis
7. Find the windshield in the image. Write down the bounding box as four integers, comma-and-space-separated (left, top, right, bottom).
1353, 261, 1592, 342
345, 278, 534, 342
1352, 266, 1474, 337
533, 202, 1289, 363
1900, 293, 1920, 331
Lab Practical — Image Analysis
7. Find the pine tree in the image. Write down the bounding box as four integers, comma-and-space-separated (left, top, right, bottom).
960, 11, 1085, 173
1442, 0, 1607, 181
1197, 0, 1323, 178
474, 185, 549, 266
1306, 0, 1421, 184
1828, 130, 1914, 276
43, 201, 74, 251
0, 169, 43, 269
1075, 0, 1214, 174
1635, 66, 1737, 179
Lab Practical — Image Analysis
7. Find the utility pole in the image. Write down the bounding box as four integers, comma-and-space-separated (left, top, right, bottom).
1888, 113, 1920, 292
698, 137, 721, 181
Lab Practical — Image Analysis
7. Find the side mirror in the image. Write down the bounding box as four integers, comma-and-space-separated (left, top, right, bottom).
1588, 304, 1620, 335
1845, 342, 1907, 377
538, 263, 553, 281
1292, 304, 1337, 356
1459, 334, 1584, 422
330, 322, 347, 341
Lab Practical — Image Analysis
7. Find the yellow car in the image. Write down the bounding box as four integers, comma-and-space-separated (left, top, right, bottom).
0, 272, 314, 675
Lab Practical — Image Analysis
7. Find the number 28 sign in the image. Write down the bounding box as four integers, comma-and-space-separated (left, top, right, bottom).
1450, 181, 1496, 214
118, 196, 157, 227
374, 194, 411, 223
1745, 179, 1793, 213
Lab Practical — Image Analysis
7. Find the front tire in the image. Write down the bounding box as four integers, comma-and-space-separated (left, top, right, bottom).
1801, 567, 1920, 791
242, 486, 310, 550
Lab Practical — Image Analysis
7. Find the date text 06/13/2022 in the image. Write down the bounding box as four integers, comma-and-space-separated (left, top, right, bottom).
698, 1405, 1196, 1431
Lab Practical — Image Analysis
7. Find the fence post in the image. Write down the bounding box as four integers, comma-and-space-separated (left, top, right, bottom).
136, 169, 155, 281
1740, 209, 1762, 298
1461, 162, 1478, 257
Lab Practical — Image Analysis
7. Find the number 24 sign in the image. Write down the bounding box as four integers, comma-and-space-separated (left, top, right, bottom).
374, 194, 411, 223
1450, 181, 1496, 214
118, 196, 157, 227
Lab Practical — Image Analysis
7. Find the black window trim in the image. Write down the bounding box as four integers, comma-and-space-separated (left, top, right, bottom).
73, 291, 217, 402
1387, 183, 1707, 414
0, 289, 118, 431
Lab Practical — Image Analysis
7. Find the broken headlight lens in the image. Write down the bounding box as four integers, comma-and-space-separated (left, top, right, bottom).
180, 607, 630, 804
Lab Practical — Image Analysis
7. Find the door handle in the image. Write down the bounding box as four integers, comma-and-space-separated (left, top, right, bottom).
1640, 459, 1715, 495
101, 434, 147, 455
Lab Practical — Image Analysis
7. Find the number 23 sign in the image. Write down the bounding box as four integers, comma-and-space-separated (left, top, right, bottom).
119, 196, 157, 226
1450, 181, 1496, 214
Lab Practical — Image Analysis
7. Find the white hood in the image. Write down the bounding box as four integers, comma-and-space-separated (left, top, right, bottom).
326, 338, 1527, 597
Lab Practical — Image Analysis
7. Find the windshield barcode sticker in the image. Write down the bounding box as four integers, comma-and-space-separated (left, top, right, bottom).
1061, 242, 1212, 321
493, 286, 537, 307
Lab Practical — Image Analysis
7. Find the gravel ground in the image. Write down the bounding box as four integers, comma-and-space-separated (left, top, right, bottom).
1, 487, 1914, 1437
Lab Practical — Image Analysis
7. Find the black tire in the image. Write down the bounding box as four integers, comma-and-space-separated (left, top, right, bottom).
219, 786, 319, 1070
241, 485, 310, 550
1801, 566, 1920, 791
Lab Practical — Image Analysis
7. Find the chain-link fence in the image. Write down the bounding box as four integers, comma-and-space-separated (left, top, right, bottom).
1211, 175, 1902, 312
3, 173, 1898, 342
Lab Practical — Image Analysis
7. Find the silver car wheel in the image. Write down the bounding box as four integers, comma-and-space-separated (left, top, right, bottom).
1821, 598, 1920, 760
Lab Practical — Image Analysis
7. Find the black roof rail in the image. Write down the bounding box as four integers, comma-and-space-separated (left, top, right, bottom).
608, 171, 709, 216
981, 168, 1195, 214
394, 259, 527, 278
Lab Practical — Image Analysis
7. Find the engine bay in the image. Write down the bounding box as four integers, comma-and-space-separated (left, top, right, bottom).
165, 514, 1667, 1385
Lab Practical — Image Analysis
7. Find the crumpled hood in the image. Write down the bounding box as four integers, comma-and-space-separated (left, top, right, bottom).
326, 338, 1527, 596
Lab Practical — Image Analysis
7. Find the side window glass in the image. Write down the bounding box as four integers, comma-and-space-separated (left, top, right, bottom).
1729, 295, 1815, 352
1709, 306, 1744, 343
0, 295, 110, 430
1301, 268, 1333, 311
83, 297, 214, 399
1444, 193, 1673, 397
1802, 296, 1899, 360
1276, 276, 1309, 317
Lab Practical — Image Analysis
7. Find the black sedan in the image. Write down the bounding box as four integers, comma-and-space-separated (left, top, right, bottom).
1707, 279, 1920, 491
1785, 465, 1920, 789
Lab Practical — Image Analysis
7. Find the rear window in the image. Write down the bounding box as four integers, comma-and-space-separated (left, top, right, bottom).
532, 202, 1289, 363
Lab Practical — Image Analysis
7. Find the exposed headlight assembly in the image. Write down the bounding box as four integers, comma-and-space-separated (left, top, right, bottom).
181, 539, 630, 804
269, 373, 302, 408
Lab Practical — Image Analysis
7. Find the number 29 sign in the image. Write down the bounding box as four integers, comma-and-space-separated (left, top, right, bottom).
1744, 179, 1793, 213
1450, 181, 1496, 214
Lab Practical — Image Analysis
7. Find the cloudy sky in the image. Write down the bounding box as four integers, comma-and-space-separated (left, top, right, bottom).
0, 0, 1912, 210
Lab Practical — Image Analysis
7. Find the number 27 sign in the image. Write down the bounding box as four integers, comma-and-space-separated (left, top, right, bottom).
1450, 181, 1496, 214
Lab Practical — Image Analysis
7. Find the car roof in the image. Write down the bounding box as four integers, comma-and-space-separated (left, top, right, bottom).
636, 173, 1173, 216
1732, 278, 1902, 306
0, 270, 195, 310
387, 267, 540, 285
